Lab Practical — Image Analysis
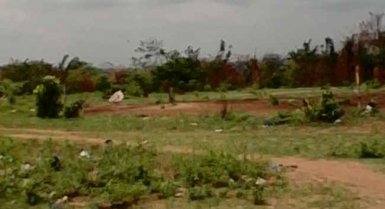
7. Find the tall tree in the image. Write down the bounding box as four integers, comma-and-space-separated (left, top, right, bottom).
58, 55, 88, 105
131, 38, 166, 69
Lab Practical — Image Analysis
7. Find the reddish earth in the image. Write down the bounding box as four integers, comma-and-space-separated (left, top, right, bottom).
84, 100, 293, 116
275, 157, 385, 209
83, 92, 385, 117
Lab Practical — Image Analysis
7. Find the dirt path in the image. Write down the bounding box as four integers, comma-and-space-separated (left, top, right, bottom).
83, 100, 294, 116
1, 127, 385, 208
0, 127, 105, 145
82, 91, 385, 117
274, 157, 385, 209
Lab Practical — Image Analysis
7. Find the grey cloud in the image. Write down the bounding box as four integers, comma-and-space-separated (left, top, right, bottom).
0, 0, 385, 65
310, 0, 385, 12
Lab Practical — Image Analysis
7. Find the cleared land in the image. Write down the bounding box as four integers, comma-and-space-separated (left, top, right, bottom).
1, 88, 385, 209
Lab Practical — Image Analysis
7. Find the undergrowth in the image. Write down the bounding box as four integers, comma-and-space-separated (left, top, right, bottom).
0, 138, 284, 208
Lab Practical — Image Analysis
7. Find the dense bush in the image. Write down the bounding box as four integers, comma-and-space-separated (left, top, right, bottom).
64, 100, 85, 118
96, 75, 112, 92
329, 137, 385, 159
0, 60, 56, 94
124, 81, 143, 97
264, 89, 344, 126
0, 79, 18, 105
34, 76, 63, 118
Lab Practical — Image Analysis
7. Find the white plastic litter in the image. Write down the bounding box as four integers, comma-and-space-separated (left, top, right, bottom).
108, 90, 124, 103
255, 177, 267, 186
79, 150, 90, 158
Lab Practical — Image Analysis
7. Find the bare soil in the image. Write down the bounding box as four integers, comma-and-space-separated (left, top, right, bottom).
83, 92, 385, 117
274, 157, 385, 209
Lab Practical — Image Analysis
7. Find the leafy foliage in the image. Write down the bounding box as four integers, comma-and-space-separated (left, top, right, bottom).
0, 138, 285, 207
64, 100, 85, 118
152, 46, 204, 92
172, 151, 272, 202
34, 76, 63, 118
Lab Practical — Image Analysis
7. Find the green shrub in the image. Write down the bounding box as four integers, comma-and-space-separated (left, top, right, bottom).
217, 82, 231, 92
329, 138, 385, 159
173, 151, 267, 189
34, 76, 63, 118
363, 79, 382, 90
269, 95, 279, 106
317, 90, 344, 122
125, 81, 143, 97
64, 100, 85, 118
253, 185, 266, 205
359, 140, 385, 158
159, 181, 178, 198
189, 185, 213, 200
0, 79, 18, 105
264, 89, 345, 126
96, 75, 112, 92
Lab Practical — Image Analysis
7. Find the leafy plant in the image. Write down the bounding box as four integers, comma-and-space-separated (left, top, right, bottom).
269, 95, 279, 106
189, 185, 213, 200
253, 185, 266, 205
125, 81, 143, 97
34, 76, 63, 118
64, 100, 85, 118
159, 181, 178, 198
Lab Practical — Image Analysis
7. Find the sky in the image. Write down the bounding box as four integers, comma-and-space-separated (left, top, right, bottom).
0, 0, 384, 67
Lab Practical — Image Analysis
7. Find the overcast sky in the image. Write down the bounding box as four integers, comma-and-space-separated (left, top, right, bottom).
0, 0, 384, 66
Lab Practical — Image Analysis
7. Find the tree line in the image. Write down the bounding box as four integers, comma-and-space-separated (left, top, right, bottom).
1, 13, 384, 98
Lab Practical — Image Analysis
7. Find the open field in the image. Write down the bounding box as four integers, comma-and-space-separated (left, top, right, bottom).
1, 88, 385, 209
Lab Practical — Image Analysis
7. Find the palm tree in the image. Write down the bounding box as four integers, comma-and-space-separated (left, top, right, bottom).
58, 55, 87, 106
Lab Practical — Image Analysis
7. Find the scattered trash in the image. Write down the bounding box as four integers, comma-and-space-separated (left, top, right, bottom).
50, 156, 61, 171
268, 163, 298, 173
21, 162, 32, 173
255, 177, 267, 186
29, 108, 36, 112
241, 175, 253, 183
263, 112, 291, 126
214, 129, 223, 133
228, 178, 235, 184
268, 163, 281, 172
51, 196, 68, 209
108, 90, 124, 103
11, 109, 17, 113
360, 100, 378, 116
48, 191, 57, 199
175, 188, 187, 198
334, 119, 342, 124
79, 149, 90, 158
190, 122, 198, 126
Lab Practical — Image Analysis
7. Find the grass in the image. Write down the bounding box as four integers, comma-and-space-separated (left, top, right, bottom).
0, 138, 365, 209
0, 138, 285, 209
1, 87, 384, 208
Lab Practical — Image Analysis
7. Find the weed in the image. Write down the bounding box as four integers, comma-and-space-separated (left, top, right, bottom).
64, 99, 85, 118
34, 76, 63, 118
189, 185, 213, 201
269, 95, 279, 106
253, 185, 266, 205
